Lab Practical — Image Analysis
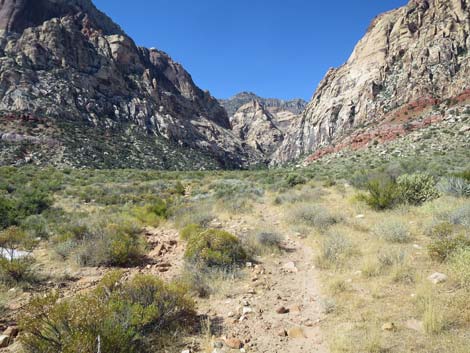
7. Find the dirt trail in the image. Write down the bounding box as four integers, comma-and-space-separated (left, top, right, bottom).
197, 202, 329, 353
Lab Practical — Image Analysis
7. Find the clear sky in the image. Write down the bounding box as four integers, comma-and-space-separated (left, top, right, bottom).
93, 0, 407, 100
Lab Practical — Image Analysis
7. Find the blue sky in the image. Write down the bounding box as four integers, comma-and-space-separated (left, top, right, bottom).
94, 0, 407, 100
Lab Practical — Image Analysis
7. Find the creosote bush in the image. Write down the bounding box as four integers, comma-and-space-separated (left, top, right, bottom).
184, 229, 247, 269
397, 173, 440, 205
359, 178, 401, 210
20, 272, 195, 353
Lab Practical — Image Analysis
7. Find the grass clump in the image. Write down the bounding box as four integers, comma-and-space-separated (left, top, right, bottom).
244, 229, 284, 256
20, 272, 195, 353
450, 248, 470, 290
290, 204, 340, 230
372, 219, 411, 243
184, 229, 247, 269
316, 231, 354, 269
173, 204, 214, 228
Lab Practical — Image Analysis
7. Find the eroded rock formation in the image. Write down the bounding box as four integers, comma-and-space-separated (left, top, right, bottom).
273, 0, 470, 164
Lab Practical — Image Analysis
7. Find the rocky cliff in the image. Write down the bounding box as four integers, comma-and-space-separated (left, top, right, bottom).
220, 92, 307, 119
220, 92, 306, 159
0, 0, 262, 169
230, 100, 284, 158
273, 0, 470, 165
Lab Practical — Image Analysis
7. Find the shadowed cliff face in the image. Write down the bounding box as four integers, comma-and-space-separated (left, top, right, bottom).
272, 0, 470, 165
0, 0, 262, 169
0, 0, 123, 34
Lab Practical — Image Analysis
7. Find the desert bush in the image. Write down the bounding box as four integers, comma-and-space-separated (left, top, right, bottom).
180, 224, 204, 241
274, 187, 325, 205
372, 219, 411, 243
285, 173, 307, 187
396, 173, 440, 205
245, 230, 283, 256
446, 203, 470, 227
290, 204, 340, 230
316, 232, 353, 269
184, 229, 247, 269
427, 232, 470, 262
21, 215, 50, 239
20, 272, 195, 353
210, 179, 263, 200
0, 227, 37, 283
450, 248, 470, 290
53, 216, 144, 267
438, 177, 470, 198
0, 196, 14, 229
255, 231, 283, 249
359, 178, 401, 210
377, 249, 406, 268
173, 204, 214, 228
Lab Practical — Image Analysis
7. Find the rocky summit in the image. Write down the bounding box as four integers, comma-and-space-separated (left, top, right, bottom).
0, 0, 263, 169
272, 0, 470, 165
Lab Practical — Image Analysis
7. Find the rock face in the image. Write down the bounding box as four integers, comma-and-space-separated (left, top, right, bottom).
230, 100, 284, 158
221, 93, 306, 159
272, 0, 470, 165
220, 92, 307, 118
0, 0, 262, 169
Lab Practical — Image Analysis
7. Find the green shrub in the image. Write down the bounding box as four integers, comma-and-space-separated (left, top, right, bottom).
285, 173, 307, 187
372, 219, 411, 243
450, 248, 470, 290
54, 217, 144, 267
428, 233, 470, 262
0, 196, 14, 229
184, 229, 247, 268
360, 178, 401, 210
21, 215, 50, 239
148, 198, 169, 218
397, 173, 440, 205
0, 227, 37, 283
20, 273, 195, 353
180, 224, 204, 241
290, 204, 340, 230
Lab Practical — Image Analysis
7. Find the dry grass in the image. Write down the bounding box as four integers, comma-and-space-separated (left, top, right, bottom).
286, 186, 470, 353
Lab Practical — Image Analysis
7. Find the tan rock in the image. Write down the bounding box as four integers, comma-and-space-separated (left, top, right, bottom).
382, 322, 396, 331
225, 338, 243, 349
287, 327, 305, 339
